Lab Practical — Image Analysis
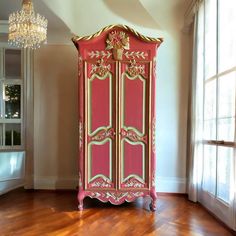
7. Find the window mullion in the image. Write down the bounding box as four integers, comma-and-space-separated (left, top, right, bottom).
214, 0, 219, 198
201, 0, 206, 192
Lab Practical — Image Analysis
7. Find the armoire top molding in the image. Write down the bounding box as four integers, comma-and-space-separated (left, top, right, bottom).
72, 24, 163, 47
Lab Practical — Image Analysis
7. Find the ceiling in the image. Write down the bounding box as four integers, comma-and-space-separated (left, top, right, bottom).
0, 0, 189, 43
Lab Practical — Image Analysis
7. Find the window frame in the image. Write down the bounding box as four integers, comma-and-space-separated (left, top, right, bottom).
0, 47, 25, 150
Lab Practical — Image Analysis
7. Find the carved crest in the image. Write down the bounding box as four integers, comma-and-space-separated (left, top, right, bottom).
106, 31, 130, 60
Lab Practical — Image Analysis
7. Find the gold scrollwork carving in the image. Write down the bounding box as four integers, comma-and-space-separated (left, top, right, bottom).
152, 118, 156, 154
121, 128, 147, 143
123, 178, 145, 188
152, 172, 155, 187
88, 50, 112, 59
79, 121, 83, 150
90, 59, 111, 77
126, 60, 145, 77
90, 191, 144, 202
90, 178, 112, 188
91, 128, 115, 141
78, 54, 82, 77
124, 51, 148, 60
106, 30, 130, 60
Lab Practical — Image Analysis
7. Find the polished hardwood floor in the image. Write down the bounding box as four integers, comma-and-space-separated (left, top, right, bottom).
0, 189, 234, 236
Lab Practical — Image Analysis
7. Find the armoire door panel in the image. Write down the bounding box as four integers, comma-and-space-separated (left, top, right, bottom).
85, 61, 116, 190
119, 62, 149, 190
87, 139, 115, 189
88, 73, 112, 135
120, 139, 147, 189
121, 72, 146, 135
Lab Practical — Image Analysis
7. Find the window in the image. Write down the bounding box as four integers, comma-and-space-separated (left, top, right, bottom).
195, 0, 236, 229
0, 48, 24, 149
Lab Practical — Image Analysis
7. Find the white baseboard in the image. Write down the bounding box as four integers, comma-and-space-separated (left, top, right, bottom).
156, 176, 187, 193
34, 175, 186, 193
34, 176, 78, 190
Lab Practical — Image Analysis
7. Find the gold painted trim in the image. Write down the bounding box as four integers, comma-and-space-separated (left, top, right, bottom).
148, 61, 152, 190
79, 120, 83, 150
85, 61, 88, 190
72, 24, 163, 46
117, 61, 121, 190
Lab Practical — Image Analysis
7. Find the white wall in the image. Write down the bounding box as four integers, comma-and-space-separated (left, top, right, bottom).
33, 0, 191, 192
34, 45, 78, 189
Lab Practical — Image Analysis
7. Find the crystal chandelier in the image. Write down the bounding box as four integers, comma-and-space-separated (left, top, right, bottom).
8, 0, 48, 49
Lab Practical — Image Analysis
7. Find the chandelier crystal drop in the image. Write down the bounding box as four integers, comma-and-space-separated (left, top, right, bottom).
8, 0, 48, 49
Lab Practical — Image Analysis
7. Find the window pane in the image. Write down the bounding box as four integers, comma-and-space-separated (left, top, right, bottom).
5, 124, 21, 146
204, 80, 216, 120
4, 84, 21, 119
0, 124, 3, 146
204, 119, 216, 140
5, 49, 21, 78
205, 0, 217, 79
202, 145, 216, 195
218, 72, 236, 118
204, 80, 216, 140
218, 0, 236, 72
217, 118, 235, 141
217, 147, 233, 203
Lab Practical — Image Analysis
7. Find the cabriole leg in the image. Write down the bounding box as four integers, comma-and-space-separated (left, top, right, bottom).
78, 191, 84, 211
150, 189, 157, 211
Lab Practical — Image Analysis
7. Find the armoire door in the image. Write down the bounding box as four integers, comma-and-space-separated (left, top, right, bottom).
118, 60, 150, 190
84, 60, 117, 190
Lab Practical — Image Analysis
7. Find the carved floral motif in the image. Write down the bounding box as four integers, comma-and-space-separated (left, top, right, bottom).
90, 59, 111, 77
152, 172, 155, 187
79, 121, 83, 150
91, 128, 115, 141
78, 54, 82, 77
106, 31, 130, 60
120, 128, 147, 143
90, 178, 112, 188
106, 31, 130, 50
89, 191, 144, 204
152, 118, 156, 154
153, 57, 157, 80
123, 178, 145, 188
126, 60, 145, 77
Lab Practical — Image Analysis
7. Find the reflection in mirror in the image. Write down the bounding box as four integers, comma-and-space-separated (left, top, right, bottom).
4, 84, 21, 119
5, 124, 21, 146
5, 49, 21, 78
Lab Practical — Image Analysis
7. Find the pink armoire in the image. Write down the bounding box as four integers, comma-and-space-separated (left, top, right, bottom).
72, 25, 163, 211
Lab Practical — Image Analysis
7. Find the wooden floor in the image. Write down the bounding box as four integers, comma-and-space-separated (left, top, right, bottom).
0, 189, 234, 236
